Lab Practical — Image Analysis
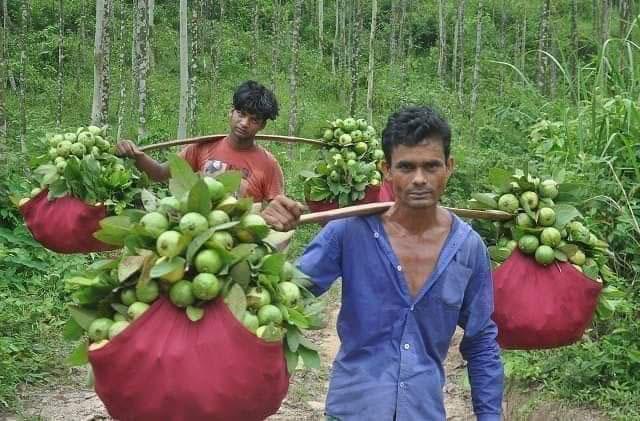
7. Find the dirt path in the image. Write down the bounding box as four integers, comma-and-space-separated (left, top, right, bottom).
10, 300, 476, 421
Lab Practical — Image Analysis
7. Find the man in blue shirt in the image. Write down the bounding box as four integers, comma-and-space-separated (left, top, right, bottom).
297, 106, 503, 420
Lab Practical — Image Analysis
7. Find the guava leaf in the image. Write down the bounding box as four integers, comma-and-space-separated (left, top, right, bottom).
558, 243, 579, 257
287, 307, 311, 329
298, 345, 321, 369
554, 249, 568, 262
229, 244, 257, 265
277, 304, 290, 322
136, 250, 157, 285
168, 154, 199, 200
63, 319, 84, 341
186, 228, 216, 264
229, 260, 252, 289
213, 170, 242, 194
299, 170, 319, 179
120, 209, 146, 223
187, 179, 212, 215
94, 215, 135, 246
259, 325, 284, 342
228, 198, 254, 218
556, 183, 583, 202
68, 306, 98, 330
111, 303, 129, 317
87, 259, 118, 272
471, 193, 499, 209
263, 230, 294, 252
553, 204, 582, 229
66, 341, 89, 366
286, 326, 303, 353
224, 283, 247, 321
48, 179, 68, 198
186, 306, 205, 322
140, 189, 158, 212
583, 263, 600, 280
150, 256, 186, 278
285, 348, 300, 374
118, 256, 145, 282
65, 276, 102, 287
552, 168, 566, 184
35, 164, 59, 185
488, 246, 511, 263
259, 253, 286, 276
488, 168, 513, 192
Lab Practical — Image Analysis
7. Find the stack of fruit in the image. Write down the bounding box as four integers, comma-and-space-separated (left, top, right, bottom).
300, 117, 385, 207
21, 125, 144, 214
468, 168, 613, 282
64, 155, 323, 371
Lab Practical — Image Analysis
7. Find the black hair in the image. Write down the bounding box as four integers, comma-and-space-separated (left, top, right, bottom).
381, 106, 452, 163
232, 80, 279, 121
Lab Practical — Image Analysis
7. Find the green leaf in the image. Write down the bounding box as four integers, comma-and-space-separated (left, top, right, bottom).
66, 341, 89, 366
259, 253, 286, 276
286, 326, 303, 352
488, 168, 513, 192
488, 246, 512, 263
259, 325, 284, 342
556, 183, 583, 202
287, 307, 311, 329
94, 215, 135, 246
48, 179, 68, 198
186, 228, 216, 264
140, 189, 158, 212
285, 348, 300, 374
150, 256, 186, 278
229, 243, 257, 265
554, 249, 568, 262
187, 179, 212, 215
223, 283, 247, 321
298, 345, 321, 369
216, 170, 243, 194
118, 256, 145, 282
111, 303, 129, 317
299, 170, 319, 179
552, 168, 566, 184
186, 306, 205, 322
63, 319, 84, 341
553, 204, 582, 229
68, 306, 98, 330
229, 260, 252, 289
87, 259, 118, 272
168, 154, 199, 200
65, 276, 102, 287
471, 193, 498, 209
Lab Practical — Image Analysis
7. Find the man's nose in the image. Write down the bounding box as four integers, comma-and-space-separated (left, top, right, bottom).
412, 169, 428, 185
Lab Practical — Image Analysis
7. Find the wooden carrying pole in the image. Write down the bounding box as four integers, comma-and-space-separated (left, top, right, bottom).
139, 134, 326, 152
299, 202, 512, 225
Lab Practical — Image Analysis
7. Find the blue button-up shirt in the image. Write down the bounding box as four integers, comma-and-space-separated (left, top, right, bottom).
297, 214, 503, 421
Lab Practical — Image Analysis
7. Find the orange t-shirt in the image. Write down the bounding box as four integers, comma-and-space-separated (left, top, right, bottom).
179, 137, 284, 203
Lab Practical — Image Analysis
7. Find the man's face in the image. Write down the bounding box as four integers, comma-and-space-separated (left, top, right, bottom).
228, 108, 266, 141
383, 138, 454, 209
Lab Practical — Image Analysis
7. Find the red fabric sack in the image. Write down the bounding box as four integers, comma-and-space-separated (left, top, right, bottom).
492, 249, 603, 349
306, 185, 382, 213
19, 189, 116, 254
89, 296, 289, 421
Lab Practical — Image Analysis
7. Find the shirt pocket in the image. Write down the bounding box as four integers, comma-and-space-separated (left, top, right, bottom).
435, 259, 473, 310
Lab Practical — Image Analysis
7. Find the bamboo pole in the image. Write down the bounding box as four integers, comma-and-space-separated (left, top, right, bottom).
139, 134, 326, 152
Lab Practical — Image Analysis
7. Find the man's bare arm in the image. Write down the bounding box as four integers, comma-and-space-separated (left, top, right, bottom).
116, 140, 170, 182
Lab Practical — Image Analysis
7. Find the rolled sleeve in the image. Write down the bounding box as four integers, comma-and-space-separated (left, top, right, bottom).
296, 220, 344, 296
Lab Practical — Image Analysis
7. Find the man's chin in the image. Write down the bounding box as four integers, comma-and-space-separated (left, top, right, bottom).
405, 199, 436, 209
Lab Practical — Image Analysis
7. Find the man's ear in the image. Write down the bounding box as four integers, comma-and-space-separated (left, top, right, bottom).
228, 108, 234, 119
446, 157, 455, 177
258, 120, 267, 131
382, 159, 391, 181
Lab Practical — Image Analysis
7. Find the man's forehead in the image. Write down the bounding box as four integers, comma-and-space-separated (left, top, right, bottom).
391, 140, 447, 161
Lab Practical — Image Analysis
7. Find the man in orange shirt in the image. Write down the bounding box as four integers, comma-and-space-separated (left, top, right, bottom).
116, 80, 302, 231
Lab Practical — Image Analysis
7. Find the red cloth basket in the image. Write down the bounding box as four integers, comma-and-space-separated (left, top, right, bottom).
89, 296, 289, 421
19, 189, 116, 254
306, 185, 382, 213
492, 249, 603, 349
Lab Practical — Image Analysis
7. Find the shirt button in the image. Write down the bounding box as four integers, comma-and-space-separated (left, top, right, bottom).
410, 305, 415, 311
374, 232, 380, 238
403, 343, 410, 350
397, 265, 402, 272
399, 382, 406, 388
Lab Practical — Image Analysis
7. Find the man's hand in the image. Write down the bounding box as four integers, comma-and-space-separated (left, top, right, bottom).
261, 195, 305, 232
116, 139, 144, 159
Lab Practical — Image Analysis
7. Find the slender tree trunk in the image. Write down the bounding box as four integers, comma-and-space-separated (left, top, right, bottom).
437, 0, 446, 81
19, 0, 28, 153
389, 0, 398, 66
471, 0, 483, 116
76, 0, 86, 92
91, 0, 112, 126
189, 0, 199, 134
521, 9, 527, 71
251, 0, 258, 75
56, 0, 64, 128
135, 0, 149, 140
366, 0, 377, 123
332, 0, 340, 74
147, 0, 154, 69
178, 0, 188, 139
456, 0, 466, 103
601, 0, 610, 45
550, 40, 558, 97
499, 0, 506, 95
288, 0, 302, 144
619, 0, 631, 38
318, 0, 324, 60
592, 0, 599, 40
208, 0, 219, 109
452, 1, 461, 89
0, 0, 6, 137
571, 0, 578, 81
219, 0, 224, 21
397, 0, 407, 64
536, 0, 550, 94
349, 0, 363, 116
270, 0, 280, 91
116, 0, 127, 141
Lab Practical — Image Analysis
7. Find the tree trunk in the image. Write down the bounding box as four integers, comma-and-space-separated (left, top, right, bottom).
619, 0, 630, 38
0, 0, 6, 137
366, 0, 377, 123
389, 0, 398, 65
91, 0, 113, 126
592, 0, 599, 40
452, 1, 460, 89
116, 0, 127, 141
536, 0, 550, 94
270, 0, 280, 91
570, 0, 578, 81
471, 0, 483, 116
521, 9, 527, 71
77, 0, 86, 92
178, 0, 188, 139
135, 0, 149, 140
349, 0, 364, 116
318, 0, 324, 60
251, 0, 258, 75
332, 0, 340, 74
189, 0, 199, 134
456, 0, 466, 102
147, 0, 154, 69
499, 0, 506, 95
56, 0, 64, 128
437, 0, 446, 81
219, 0, 224, 21
288, 0, 302, 144
19, 0, 28, 153
397, 0, 407, 65
601, 0, 610, 45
